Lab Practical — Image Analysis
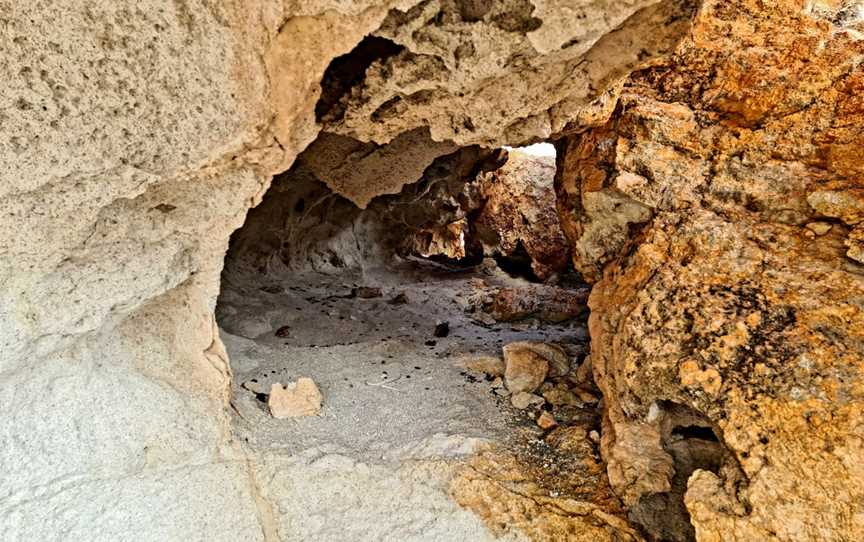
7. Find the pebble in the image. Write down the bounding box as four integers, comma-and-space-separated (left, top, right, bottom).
511, 391, 543, 409
536, 411, 557, 430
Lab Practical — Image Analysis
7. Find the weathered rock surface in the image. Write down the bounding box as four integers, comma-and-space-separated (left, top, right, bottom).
451, 427, 638, 542
487, 285, 590, 322
554, 1, 864, 540
503, 342, 550, 394
9, 0, 862, 540
474, 149, 571, 280
324, 0, 696, 147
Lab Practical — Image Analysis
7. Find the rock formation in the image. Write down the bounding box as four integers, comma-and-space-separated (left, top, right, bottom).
2, 0, 862, 540
556, 1, 864, 540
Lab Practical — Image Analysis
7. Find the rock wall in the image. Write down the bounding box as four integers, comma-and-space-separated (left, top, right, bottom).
556, 1, 864, 540
0, 1, 694, 540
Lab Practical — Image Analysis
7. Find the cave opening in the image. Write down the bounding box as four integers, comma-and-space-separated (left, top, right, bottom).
214, 132, 603, 476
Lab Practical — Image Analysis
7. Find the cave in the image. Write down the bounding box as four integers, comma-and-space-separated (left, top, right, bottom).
215, 131, 605, 486
5, 1, 864, 541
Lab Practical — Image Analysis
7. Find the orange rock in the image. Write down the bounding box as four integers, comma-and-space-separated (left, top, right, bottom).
536, 411, 557, 430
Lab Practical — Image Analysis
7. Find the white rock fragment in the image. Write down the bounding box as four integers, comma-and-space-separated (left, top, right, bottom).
268, 378, 323, 418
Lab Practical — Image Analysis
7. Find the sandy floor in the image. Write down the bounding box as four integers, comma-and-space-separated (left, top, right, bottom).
220, 259, 589, 458
217, 259, 592, 540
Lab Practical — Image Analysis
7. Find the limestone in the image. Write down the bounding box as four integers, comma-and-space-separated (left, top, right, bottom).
503, 343, 550, 394
557, 1, 864, 539
463, 355, 505, 377
5, 0, 859, 539
268, 378, 324, 418
300, 129, 458, 208
325, 0, 696, 147
504, 340, 570, 380
473, 149, 570, 280
510, 391, 543, 410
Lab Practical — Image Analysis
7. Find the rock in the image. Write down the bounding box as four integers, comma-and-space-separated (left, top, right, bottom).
472, 150, 570, 280
463, 355, 505, 377
806, 188, 864, 225
504, 341, 570, 380
678, 360, 723, 396
388, 292, 409, 305
503, 343, 549, 393
488, 286, 589, 323
510, 392, 543, 410
606, 424, 675, 507
542, 387, 580, 407
352, 286, 383, 299
268, 378, 323, 418
845, 224, 864, 263
558, 2, 864, 538
451, 446, 639, 542
301, 129, 458, 209
412, 219, 469, 260
574, 355, 593, 386
536, 411, 558, 430
574, 388, 600, 404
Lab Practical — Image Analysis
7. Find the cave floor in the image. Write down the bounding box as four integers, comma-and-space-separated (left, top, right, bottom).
216, 259, 597, 539
219, 258, 590, 459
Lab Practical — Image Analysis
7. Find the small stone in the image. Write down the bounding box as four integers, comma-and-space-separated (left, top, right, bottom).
493, 387, 511, 398
511, 391, 543, 409
536, 411, 557, 430
268, 378, 323, 418
575, 354, 593, 385
588, 430, 601, 443
388, 292, 409, 305
490, 376, 504, 389
353, 286, 383, 299
475, 312, 497, 325
575, 388, 599, 403
503, 342, 553, 393
542, 387, 580, 406
845, 224, 864, 263
259, 284, 284, 294
464, 355, 505, 376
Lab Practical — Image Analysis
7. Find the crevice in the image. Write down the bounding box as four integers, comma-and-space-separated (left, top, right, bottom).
315, 35, 404, 124
627, 400, 744, 542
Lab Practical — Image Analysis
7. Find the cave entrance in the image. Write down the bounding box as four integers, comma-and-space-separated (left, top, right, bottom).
215, 135, 598, 460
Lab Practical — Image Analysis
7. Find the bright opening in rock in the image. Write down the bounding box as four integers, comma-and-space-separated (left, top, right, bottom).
215, 135, 606, 520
